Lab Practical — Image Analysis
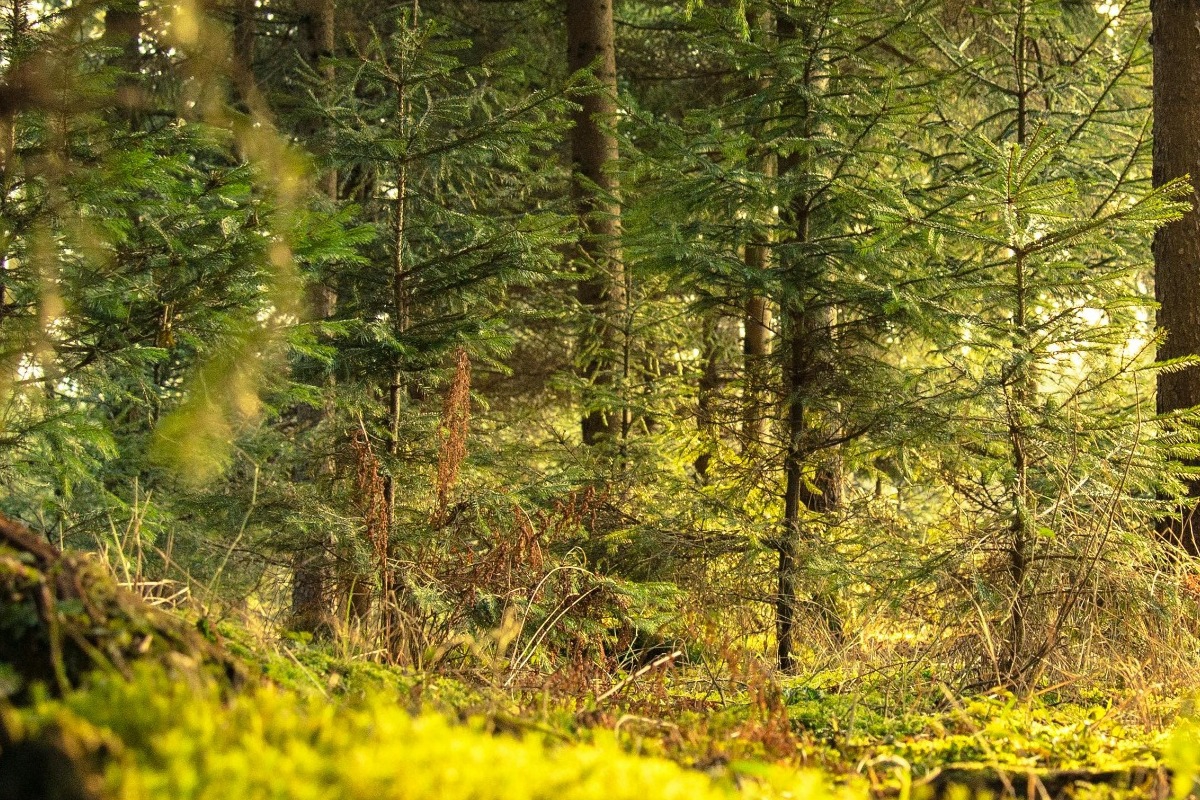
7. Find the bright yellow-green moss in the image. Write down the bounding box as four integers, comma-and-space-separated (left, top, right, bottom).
20, 665, 858, 800
867, 695, 1161, 773
1165, 719, 1200, 799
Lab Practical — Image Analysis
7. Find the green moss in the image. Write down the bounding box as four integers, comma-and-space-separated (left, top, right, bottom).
18, 664, 854, 800
868, 695, 1161, 774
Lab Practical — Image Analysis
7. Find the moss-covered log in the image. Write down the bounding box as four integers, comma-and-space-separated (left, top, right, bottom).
0, 513, 246, 701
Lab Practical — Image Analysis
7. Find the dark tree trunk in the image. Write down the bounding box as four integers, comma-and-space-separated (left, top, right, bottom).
233, 0, 256, 72
289, 0, 342, 633
694, 312, 726, 481
567, 0, 627, 446
1153, 0, 1200, 556
296, 0, 338, 200
742, 153, 774, 455
228, 0, 260, 112
103, 0, 140, 66
103, 0, 141, 127
777, 259, 845, 672
774, 11, 844, 673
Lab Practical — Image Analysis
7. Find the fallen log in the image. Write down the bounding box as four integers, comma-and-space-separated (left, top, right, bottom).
0, 513, 246, 700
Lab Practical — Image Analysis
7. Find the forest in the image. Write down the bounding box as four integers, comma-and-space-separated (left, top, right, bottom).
3, 0, 1200, 797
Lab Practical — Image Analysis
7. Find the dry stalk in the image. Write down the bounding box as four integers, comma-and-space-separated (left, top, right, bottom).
433, 346, 471, 525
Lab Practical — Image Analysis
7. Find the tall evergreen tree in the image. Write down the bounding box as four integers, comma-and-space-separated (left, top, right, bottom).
905, 0, 1195, 685
1152, 0, 1200, 555
567, 0, 628, 446
288, 0, 343, 635
307, 13, 573, 658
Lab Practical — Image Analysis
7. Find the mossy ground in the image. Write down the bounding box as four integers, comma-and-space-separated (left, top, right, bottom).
0, 524, 1196, 800
6, 621, 1194, 800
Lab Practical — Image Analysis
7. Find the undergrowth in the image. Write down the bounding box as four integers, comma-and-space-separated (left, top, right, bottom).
2, 522, 1198, 800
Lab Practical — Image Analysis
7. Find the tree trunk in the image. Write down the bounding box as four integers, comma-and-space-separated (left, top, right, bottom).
742, 5, 775, 452
743, 161, 774, 451
775, 11, 844, 672
296, 0, 337, 200
233, 0, 256, 72
381, 2, 422, 662
289, 0, 342, 633
103, 0, 141, 121
1002, 9, 1038, 682
777, 268, 845, 671
1153, 0, 1200, 556
567, 0, 627, 446
103, 0, 140, 65
694, 312, 726, 481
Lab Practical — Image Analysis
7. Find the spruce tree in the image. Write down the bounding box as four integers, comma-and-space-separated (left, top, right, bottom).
903, 0, 1198, 686
642, 0, 930, 667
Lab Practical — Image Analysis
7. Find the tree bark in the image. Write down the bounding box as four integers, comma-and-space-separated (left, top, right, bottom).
777, 248, 845, 671
233, 0, 256, 71
742, 5, 775, 452
775, 10, 844, 672
103, 0, 140, 70
694, 312, 725, 481
289, 0, 342, 633
1153, 0, 1200, 556
1001, 6, 1038, 682
295, 0, 337, 200
743, 156, 774, 452
567, 0, 627, 446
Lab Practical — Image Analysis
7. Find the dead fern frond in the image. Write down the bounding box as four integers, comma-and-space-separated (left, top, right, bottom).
433, 347, 471, 525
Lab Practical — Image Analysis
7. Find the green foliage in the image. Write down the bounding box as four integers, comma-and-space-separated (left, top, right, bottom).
317, 14, 574, 374
886, 127, 1196, 681
4, 0, 1200, 779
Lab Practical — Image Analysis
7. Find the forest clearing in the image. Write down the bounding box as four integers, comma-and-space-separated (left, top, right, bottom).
3, 0, 1200, 797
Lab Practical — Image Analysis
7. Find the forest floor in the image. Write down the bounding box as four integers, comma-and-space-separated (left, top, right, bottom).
5, 617, 1198, 800
0, 524, 1197, 800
